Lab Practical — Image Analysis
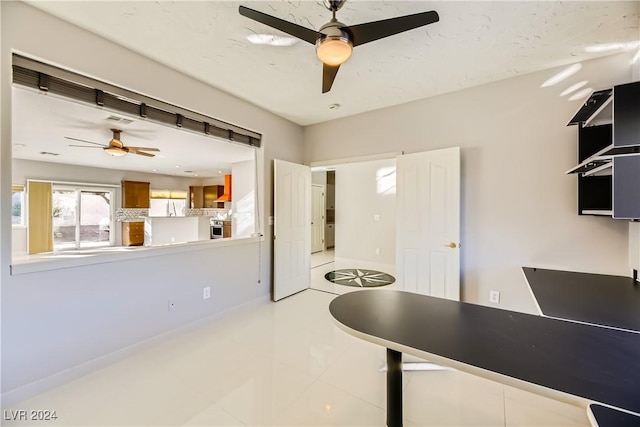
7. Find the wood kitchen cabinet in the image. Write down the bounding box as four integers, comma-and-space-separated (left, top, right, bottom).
122, 180, 150, 208
122, 221, 144, 246
203, 185, 224, 208
121, 181, 149, 246
222, 220, 231, 238
189, 185, 224, 209
189, 186, 204, 209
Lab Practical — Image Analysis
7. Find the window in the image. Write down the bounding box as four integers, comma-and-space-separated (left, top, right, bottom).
149, 189, 187, 217
12, 185, 24, 226
52, 185, 115, 250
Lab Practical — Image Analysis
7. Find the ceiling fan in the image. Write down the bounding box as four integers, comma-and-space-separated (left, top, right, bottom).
66, 128, 160, 157
239, 0, 439, 93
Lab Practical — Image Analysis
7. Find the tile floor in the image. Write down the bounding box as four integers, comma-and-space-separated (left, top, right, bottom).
2, 252, 590, 426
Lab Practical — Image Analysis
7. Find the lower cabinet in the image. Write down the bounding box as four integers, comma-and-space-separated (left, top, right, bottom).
325, 223, 335, 249
222, 220, 231, 238
122, 221, 144, 246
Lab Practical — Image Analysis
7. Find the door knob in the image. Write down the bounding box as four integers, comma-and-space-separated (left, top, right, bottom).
444, 242, 458, 249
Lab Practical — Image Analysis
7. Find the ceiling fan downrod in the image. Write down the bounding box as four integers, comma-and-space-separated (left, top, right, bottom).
323, 0, 347, 13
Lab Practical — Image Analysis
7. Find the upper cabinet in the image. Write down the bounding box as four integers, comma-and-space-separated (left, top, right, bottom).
203, 185, 224, 208
189, 186, 204, 209
566, 81, 640, 219
122, 180, 150, 208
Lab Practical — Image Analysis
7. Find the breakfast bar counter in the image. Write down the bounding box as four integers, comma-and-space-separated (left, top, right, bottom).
329, 289, 640, 427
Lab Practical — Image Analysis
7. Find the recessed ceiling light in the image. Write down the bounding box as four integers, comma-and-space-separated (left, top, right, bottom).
184, 170, 193, 173
246, 34, 298, 47
329, 103, 340, 110
218, 170, 222, 174
39, 151, 59, 156
175, 165, 181, 168
152, 169, 158, 172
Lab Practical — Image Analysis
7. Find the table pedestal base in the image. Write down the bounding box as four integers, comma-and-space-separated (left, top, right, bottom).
387, 348, 403, 427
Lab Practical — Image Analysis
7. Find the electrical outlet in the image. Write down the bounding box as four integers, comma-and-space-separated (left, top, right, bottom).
489, 290, 500, 304
203, 286, 211, 300
168, 301, 176, 312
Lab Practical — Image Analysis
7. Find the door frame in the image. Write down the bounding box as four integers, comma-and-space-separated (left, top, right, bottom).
311, 184, 325, 253
278, 149, 460, 299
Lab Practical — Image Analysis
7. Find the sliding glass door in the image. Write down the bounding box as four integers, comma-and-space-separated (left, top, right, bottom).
52, 186, 114, 250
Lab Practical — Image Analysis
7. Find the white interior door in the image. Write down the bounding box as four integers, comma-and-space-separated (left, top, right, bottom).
396, 147, 460, 300
274, 159, 311, 301
311, 185, 325, 253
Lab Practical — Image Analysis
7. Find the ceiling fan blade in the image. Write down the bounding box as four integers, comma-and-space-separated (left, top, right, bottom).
239, 6, 319, 45
322, 63, 341, 93
126, 146, 160, 152
349, 10, 440, 47
130, 150, 155, 158
64, 136, 105, 146
68, 144, 103, 148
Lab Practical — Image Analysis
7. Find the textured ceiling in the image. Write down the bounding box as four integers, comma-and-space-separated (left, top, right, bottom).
24, 1, 640, 125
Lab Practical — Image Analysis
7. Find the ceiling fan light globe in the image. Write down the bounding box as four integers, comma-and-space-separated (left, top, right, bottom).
316, 37, 353, 66
104, 146, 127, 156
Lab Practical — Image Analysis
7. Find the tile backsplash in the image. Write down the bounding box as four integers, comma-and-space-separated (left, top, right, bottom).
116, 207, 231, 222
116, 208, 149, 222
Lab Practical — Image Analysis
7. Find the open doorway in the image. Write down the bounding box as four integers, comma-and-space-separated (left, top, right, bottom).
310, 160, 398, 295
311, 169, 335, 268
274, 148, 460, 301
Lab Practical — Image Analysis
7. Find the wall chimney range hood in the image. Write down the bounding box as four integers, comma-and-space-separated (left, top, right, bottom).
216, 174, 232, 202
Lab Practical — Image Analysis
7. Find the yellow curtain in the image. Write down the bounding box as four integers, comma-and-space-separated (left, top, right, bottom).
28, 181, 53, 254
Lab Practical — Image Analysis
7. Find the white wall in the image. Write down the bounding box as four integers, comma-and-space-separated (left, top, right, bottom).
335, 159, 396, 265
1, 2, 303, 395
231, 159, 256, 238
312, 170, 327, 186
305, 52, 636, 313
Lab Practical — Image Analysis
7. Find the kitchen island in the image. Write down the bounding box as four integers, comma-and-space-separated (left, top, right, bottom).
143, 216, 212, 246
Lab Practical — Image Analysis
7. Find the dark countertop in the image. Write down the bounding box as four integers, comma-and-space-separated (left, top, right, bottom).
523, 267, 640, 332
589, 404, 640, 426
330, 290, 640, 415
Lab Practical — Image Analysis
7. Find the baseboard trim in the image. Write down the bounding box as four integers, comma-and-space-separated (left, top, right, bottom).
1, 293, 270, 407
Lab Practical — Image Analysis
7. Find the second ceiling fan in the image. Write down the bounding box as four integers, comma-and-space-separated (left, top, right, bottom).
66, 128, 160, 157
239, 0, 439, 93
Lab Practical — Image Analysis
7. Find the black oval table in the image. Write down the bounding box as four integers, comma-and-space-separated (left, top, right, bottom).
329, 289, 640, 427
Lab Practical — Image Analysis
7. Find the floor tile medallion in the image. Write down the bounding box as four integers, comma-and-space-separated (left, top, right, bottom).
324, 269, 395, 287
